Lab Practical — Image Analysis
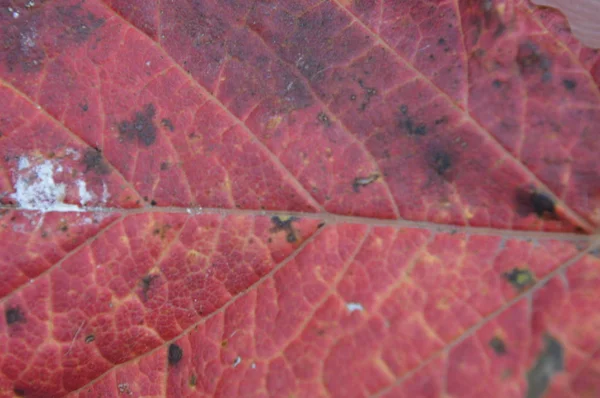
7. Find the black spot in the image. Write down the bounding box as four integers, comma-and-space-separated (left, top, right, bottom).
438, 37, 446, 45
140, 274, 158, 300
492, 79, 503, 88
516, 41, 552, 82
5, 306, 25, 325
503, 268, 536, 291
398, 105, 427, 136
189, 374, 198, 387
161, 118, 175, 132
352, 174, 379, 192
270, 216, 299, 243
13, 388, 25, 397
357, 80, 377, 111
317, 222, 325, 229
526, 335, 564, 398
562, 79, 577, 90
160, 162, 169, 171
118, 104, 158, 147
150, 200, 157, 206
80, 102, 89, 112
489, 336, 507, 355
515, 189, 557, 219
430, 151, 452, 178
82, 147, 110, 175
317, 112, 330, 127
168, 343, 183, 365
85, 334, 95, 343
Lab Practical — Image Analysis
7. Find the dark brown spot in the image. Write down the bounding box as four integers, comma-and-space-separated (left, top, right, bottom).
189, 374, 197, 387
161, 118, 175, 132
160, 162, 169, 171
150, 200, 157, 206
317, 112, 330, 127
140, 274, 159, 300
82, 148, 110, 175
118, 104, 158, 147
13, 388, 25, 397
398, 105, 427, 136
526, 335, 564, 398
562, 79, 576, 90
85, 334, 95, 343
516, 189, 557, 219
503, 268, 536, 291
516, 41, 552, 82
489, 336, 507, 355
270, 216, 299, 243
168, 343, 183, 365
352, 174, 379, 192
429, 151, 452, 178
5, 306, 25, 325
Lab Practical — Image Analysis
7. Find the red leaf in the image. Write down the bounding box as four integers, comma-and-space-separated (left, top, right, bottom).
0, 1, 599, 397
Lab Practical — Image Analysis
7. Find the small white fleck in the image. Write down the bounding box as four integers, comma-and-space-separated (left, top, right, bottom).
65, 148, 80, 160
29, 279, 34, 284
251, 362, 256, 369
18, 157, 30, 170
230, 330, 238, 338
186, 208, 192, 214
232, 356, 242, 368
76, 180, 93, 206
25, 1, 35, 8
12, 11, 19, 19
96, 265, 101, 269
346, 302, 364, 313
145, 61, 151, 66
101, 182, 109, 203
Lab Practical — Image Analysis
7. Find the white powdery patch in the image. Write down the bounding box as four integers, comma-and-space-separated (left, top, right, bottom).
11, 159, 82, 212
18, 157, 30, 170
76, 180, 92, 206
346, 302, 364, 313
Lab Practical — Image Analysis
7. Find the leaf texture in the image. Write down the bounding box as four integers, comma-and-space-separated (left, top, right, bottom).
0, 0, 599, 397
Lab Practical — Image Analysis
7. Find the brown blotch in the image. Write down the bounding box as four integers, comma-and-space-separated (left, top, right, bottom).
168, 343, 183, 365
270, 216, 299, 243
5, 306, 25, 325
489, 336, 507, 355
160, 161, 169, 171
161, 118, 175, 132
13, 388, 25, 397
118, 104, 158, 147
562, 79, 576, 90
82, 147, 110, 175
140, 274, 159, 300
515, 188, 558, 220
503, 267, 536, 291
189, 374, 197, 387
352, 174, 379, 192
516, 41, 552, 82
526, 335, 564, 398
398, 105, 427, 136
317, 112, 330, 127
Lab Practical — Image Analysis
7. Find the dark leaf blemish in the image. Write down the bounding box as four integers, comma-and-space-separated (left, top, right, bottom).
352, 174, 379, 192
526, 335, 564, 398
516, 41, 552, 82
317, 112, 330, 127
515, 189, 557, 219
270, 216, 299, 243
5, 306, 25, 325
489, 336, 507, 355
85, 334, 95, 343
429, 151, 452, 178
398, 105, 427, 136
503, 268, 536, 291
140, 274, 159, 300
562, 79, 576, 90
13, 388, 25, 397
161, 118, 175, 132
118, 104, 158, 147
82, 148, 110, 175
168, 343, 183, 365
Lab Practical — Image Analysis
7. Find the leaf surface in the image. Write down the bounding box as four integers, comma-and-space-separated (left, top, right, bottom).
0, 0, 599, 397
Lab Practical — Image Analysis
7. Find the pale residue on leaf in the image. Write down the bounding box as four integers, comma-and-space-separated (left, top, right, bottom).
346, 302, 365, 313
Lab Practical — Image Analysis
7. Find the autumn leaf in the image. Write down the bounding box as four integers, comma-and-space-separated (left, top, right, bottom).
0, 0, 599, 397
